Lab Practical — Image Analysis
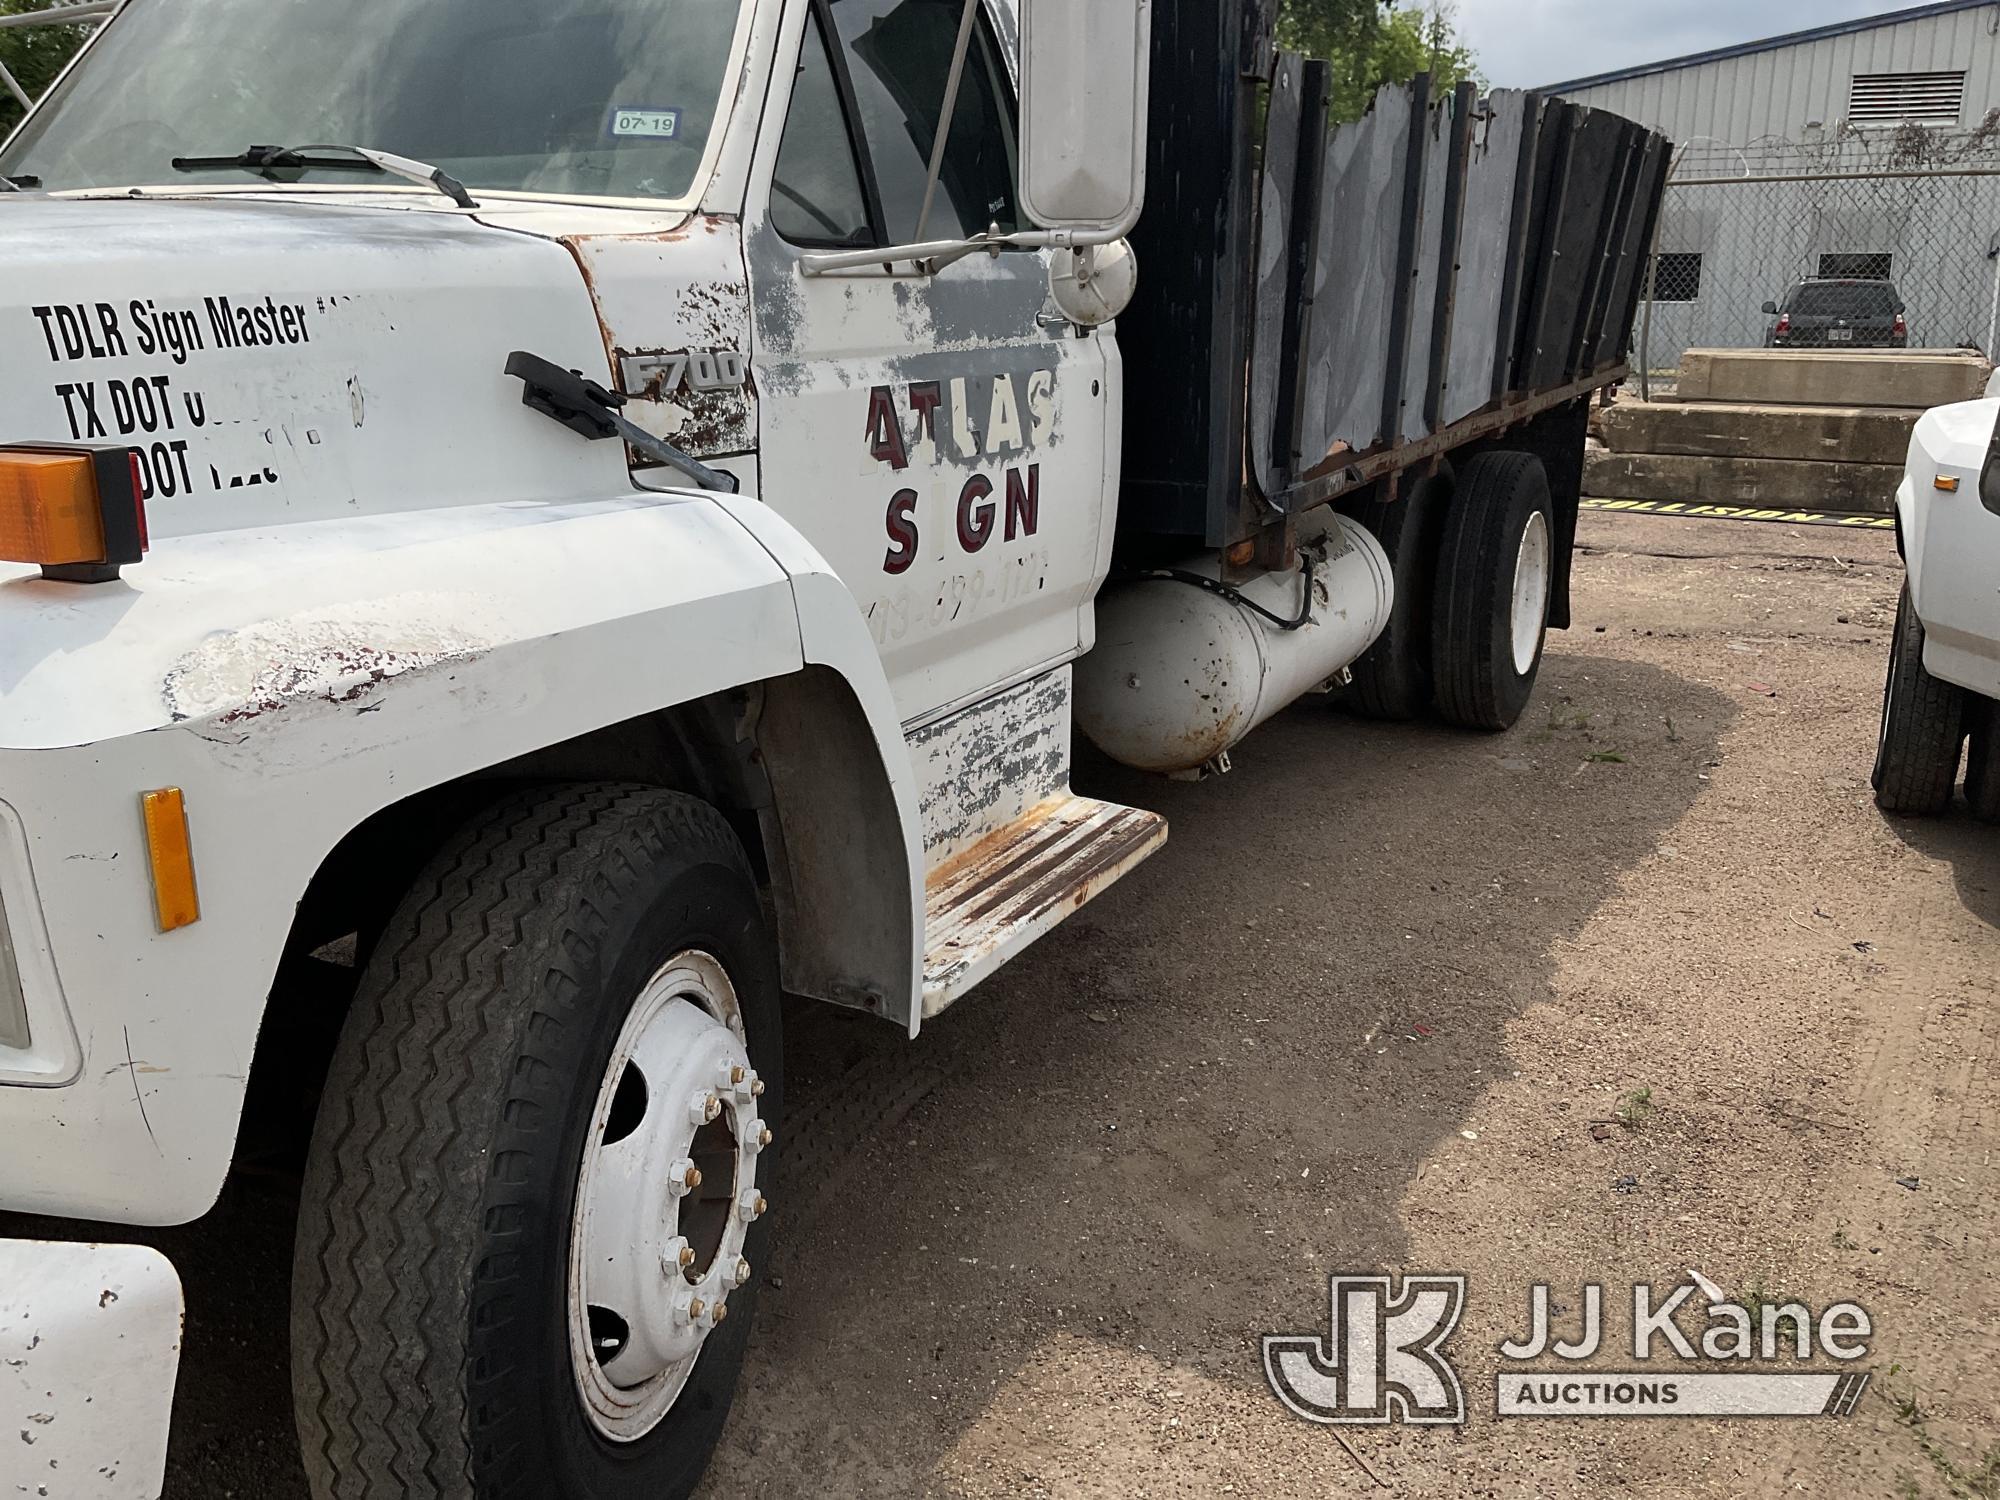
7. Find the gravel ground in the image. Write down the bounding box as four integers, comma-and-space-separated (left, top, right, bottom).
9, 510, 1996, 1499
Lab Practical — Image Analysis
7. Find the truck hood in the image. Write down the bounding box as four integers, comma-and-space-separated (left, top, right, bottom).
0, 194, 629, 542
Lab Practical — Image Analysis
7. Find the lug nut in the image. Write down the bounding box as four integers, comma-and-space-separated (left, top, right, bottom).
679, 1244, 698, 1270
689, 1092, 722, 1127
712, 1301, 728, 1326
669, 1159, 701, 1195
729, 1065, 747, 1085
758, 1126, 773, 1148
660, 1237, 694, 1278
688, 1298, 706, 1322
734, 1258, 752, 1287
749, 1078, 766, 1098
738, 1191, 767, 1223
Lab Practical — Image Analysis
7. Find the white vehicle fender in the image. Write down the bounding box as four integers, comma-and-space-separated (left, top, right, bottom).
1896, 398, 1996, 606
1894, 398, 2000, 697
0, 489, 924, 1225
712, 492, 926, 1033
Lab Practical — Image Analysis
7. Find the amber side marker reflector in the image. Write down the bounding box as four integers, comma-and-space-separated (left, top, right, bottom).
140, 789, 201, 933
1935, 475, 1961, 493
0, 443, 147, 583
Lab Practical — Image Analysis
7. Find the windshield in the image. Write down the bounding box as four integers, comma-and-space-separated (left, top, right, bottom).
1, 0, 748, 202
1787, 282, 1900, 318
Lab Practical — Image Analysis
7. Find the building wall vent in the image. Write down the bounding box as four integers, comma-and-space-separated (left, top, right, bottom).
1848, 71, 1967, 126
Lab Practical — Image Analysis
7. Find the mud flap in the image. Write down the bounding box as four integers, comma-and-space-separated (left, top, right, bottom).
0, 1240, 183, 1498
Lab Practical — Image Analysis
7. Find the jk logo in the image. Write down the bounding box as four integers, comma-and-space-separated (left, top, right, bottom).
1263, 1275, 1468, 1426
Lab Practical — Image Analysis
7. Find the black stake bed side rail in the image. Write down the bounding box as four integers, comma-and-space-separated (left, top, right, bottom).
1118, 0, 1670, 551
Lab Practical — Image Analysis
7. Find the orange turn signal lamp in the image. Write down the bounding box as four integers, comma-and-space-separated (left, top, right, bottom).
0, 443, 148, 584
1935, 474, 1962, 493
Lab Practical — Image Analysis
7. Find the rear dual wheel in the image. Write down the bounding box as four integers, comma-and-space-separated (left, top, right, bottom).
1340, 467, 1455, 721
1339, 451, 1555, 732
1430, 451, 1556, 731
292, 784, 781, 1500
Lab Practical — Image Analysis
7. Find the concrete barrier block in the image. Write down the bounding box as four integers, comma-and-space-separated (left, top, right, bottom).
1675, 349, 1992, 409
1599, 401, 1919, 466
1584, 451, 1901, 514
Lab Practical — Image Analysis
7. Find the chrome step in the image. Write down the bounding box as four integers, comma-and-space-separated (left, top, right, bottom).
921, 794, 1166, 1017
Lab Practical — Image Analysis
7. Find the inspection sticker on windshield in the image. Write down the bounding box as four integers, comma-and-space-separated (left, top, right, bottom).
609, 108, 680, 139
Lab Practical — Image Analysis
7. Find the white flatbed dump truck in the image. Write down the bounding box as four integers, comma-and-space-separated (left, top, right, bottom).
0, 0, 1667, 1493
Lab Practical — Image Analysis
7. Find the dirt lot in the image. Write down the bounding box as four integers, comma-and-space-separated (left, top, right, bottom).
18, 511, 2000, 1498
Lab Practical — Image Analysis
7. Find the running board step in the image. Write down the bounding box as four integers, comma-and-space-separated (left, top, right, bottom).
922, 795, 1167, 1018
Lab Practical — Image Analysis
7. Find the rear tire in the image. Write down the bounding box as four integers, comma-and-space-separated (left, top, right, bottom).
1339, 467, 1453, 721
1873, 583, 1967, 817
292, 783, 782, 1500
1430, 451, 1555, 731
1965, 698, 2000, 823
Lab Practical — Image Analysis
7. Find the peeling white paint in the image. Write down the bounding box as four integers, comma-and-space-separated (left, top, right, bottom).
162, 595, 500, 723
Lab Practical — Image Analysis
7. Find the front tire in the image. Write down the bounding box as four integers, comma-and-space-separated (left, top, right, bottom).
292, 783, 782, 1500
1430, 451, 1556, 731
1873, 584, 1967, 817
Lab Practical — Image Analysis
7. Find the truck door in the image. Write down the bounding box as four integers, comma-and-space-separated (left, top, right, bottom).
745, 0, 1115, 726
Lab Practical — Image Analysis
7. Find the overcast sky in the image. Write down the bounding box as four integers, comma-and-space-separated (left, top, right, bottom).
1455, 0, 1916, 88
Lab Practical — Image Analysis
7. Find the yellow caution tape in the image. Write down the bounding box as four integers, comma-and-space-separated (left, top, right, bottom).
1581, 498, 1896, 530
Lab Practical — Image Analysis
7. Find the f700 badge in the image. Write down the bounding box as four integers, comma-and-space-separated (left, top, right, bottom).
619, 350, 748, 399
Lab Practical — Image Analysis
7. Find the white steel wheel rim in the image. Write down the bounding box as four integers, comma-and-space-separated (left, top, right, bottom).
1510, 509, 1553, 676
567, 951, 767, 1443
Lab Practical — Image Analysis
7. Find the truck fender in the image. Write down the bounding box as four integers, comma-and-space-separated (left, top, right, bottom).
0, 490, 923, 1226
1893, 398, 1995, 606
715, 493, 927, 1034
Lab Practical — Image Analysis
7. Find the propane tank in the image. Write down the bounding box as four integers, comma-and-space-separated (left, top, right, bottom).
1075, 512, 1393, 775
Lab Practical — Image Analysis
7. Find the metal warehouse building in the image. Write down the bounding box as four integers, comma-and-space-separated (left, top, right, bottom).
1544, 1, 2000, 371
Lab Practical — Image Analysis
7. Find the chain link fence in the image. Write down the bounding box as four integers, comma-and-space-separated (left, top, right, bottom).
1637, 121, 2000, 386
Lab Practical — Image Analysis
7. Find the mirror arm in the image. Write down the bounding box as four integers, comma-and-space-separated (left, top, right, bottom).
914, 0, 981, 244
798, 217, 1139, 277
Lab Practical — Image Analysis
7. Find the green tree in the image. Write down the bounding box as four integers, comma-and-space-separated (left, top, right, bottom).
0, 0, 92, 136
1281, 0, 1482, 124
1278, 0, 1387, 121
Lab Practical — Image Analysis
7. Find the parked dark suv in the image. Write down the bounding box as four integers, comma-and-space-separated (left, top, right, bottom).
1763, 278, 1908, 348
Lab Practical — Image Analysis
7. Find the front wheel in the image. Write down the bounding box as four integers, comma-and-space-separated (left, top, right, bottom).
292, 783, 782, 1500
1873, 583, 1967, 817
1430, 450, 1556, 731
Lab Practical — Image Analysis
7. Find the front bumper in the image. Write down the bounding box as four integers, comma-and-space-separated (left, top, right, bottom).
0, 1239, 182, 1498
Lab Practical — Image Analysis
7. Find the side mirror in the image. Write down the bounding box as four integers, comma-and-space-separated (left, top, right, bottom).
1018, 0, 1151, 235
1762, 301, 1779, 315
1048, 241, 1139, 327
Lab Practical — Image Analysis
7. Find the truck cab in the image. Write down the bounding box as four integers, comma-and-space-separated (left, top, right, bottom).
0, 2, 1664, 1494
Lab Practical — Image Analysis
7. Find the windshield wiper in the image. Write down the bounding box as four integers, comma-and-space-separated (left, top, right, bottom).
170, 143, 477, 209
0, 175, 38, 193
